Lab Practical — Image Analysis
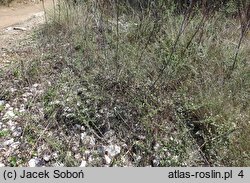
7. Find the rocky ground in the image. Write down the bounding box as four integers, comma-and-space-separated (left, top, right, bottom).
0, 10, 45, 167
0, 1, 219, 167
0, 11, 132, 167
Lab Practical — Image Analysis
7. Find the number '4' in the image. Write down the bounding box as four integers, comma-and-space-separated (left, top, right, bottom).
238, 170, 244, 178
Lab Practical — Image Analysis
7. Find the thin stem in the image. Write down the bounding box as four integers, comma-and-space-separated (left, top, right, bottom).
151, 1, 195, 88
41, 0, 48, 23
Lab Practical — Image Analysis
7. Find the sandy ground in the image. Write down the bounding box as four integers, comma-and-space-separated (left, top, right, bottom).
0, 0, 54, 29
0, 0, 55, 68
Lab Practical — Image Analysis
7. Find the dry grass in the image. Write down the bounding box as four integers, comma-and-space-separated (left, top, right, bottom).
0, 0, 249, 166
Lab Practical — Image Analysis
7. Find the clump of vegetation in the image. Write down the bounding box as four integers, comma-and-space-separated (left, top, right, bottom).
1, 0, 249, 166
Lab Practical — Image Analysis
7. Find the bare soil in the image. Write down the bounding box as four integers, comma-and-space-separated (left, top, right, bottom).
0, 0, 54, 68
0, 0, 54, 29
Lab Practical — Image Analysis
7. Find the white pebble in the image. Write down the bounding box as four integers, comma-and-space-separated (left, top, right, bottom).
3, 138, 14, 146
104, 155, 111, 165
3, 111, 15, 119
28, 158, 42, 167
79, 160, 87, 167
0, 100, 5, 106
10, 141, 20, 149
43, 155, 51, 162
52, 152, 58, 159
74, 153, 82, 160
103, 144, 121, 157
